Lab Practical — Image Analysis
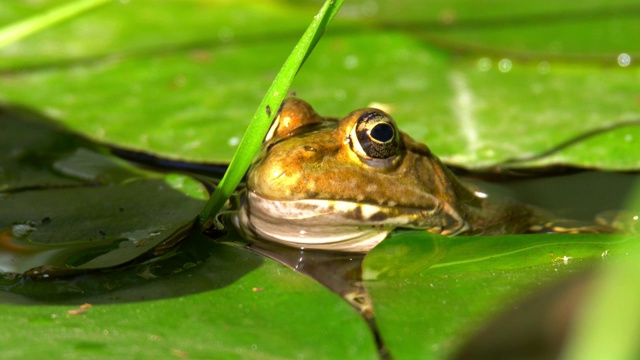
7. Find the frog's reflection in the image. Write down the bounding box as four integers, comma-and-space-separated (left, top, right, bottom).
248, 238, 372, 317
245, 237, 389, 357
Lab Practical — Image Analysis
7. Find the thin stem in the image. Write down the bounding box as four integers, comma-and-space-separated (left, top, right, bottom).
0, 0, 113, 49
199, 0, 343, 227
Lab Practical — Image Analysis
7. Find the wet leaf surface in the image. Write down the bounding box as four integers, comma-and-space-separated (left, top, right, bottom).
0, 103, 206, 275
0, 104, 96, 191
363, 231, 639, 359
0, 180, 203, 273
0, 235, 377, 360
1, 0, 638, 168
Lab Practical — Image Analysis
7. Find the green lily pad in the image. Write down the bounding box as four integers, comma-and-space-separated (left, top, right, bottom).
363, 231, 637, 358
0, 1, 311, 68
372, 0, 640, 56
0, 236, 378, 359
1, 1, 638, 169
0, 179, 204, 274
0, 103, 207, 276
0, 104, 96, 191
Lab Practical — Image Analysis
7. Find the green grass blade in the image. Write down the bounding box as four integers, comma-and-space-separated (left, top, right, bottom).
0, 0, 113, 49
199, 0, 343, 226
560, 183, 640, 360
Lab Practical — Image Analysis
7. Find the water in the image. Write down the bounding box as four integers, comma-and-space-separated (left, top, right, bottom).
480, 171, 637, 222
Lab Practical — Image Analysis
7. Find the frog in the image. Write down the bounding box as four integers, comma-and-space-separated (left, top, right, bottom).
234, 98, 613, 252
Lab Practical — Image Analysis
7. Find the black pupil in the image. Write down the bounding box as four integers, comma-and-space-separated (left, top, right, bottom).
369, 123, 394, 143
354, 111, 399, 160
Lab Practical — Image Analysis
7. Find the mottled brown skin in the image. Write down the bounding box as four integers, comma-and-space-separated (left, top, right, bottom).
250, 99, 472, 206
246, 98, 611, 236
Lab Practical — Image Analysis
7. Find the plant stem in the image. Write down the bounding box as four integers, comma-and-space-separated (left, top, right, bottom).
0, 0, 113, 49
199, 0, 343, 227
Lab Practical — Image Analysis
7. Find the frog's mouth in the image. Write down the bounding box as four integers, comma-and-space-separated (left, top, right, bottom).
234, 192, 469, 253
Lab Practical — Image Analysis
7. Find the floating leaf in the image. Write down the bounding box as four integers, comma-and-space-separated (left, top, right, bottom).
0, 103, 206, 276
363, 231, 637, 358
0, 236, 378, 359
1, 1, 638, 169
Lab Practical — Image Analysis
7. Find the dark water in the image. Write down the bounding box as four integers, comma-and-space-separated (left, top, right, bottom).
472, 171, 638, 222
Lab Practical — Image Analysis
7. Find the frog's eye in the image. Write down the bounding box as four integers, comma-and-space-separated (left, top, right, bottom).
350, 110, 400, 163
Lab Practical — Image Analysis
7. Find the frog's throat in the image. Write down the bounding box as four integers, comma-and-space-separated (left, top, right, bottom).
235, 192, 469, 253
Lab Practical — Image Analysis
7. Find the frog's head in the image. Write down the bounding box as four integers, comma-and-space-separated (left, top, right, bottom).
235, 98, 481, 252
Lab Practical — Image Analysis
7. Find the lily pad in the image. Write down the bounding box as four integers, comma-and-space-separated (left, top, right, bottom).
0, 104, 96, 191
0, 236, 378, 359
0, 179, 204, 274
1, 1, 638, 169
362, 231, 637, 358
0, 103, 207, 276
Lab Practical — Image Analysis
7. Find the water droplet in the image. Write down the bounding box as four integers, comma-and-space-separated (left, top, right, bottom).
618, 53, 631, 67
360, 0, 378, 17
218, 27, 234, 42
537, 61, 550, 74
227, 136, 240, 147
11, 224, 37, 238
498, 59, 512, 73
474, 191, 488, 199
477, 57, 492, 72
182, 139, 202, 151
343, 55, 359, 69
